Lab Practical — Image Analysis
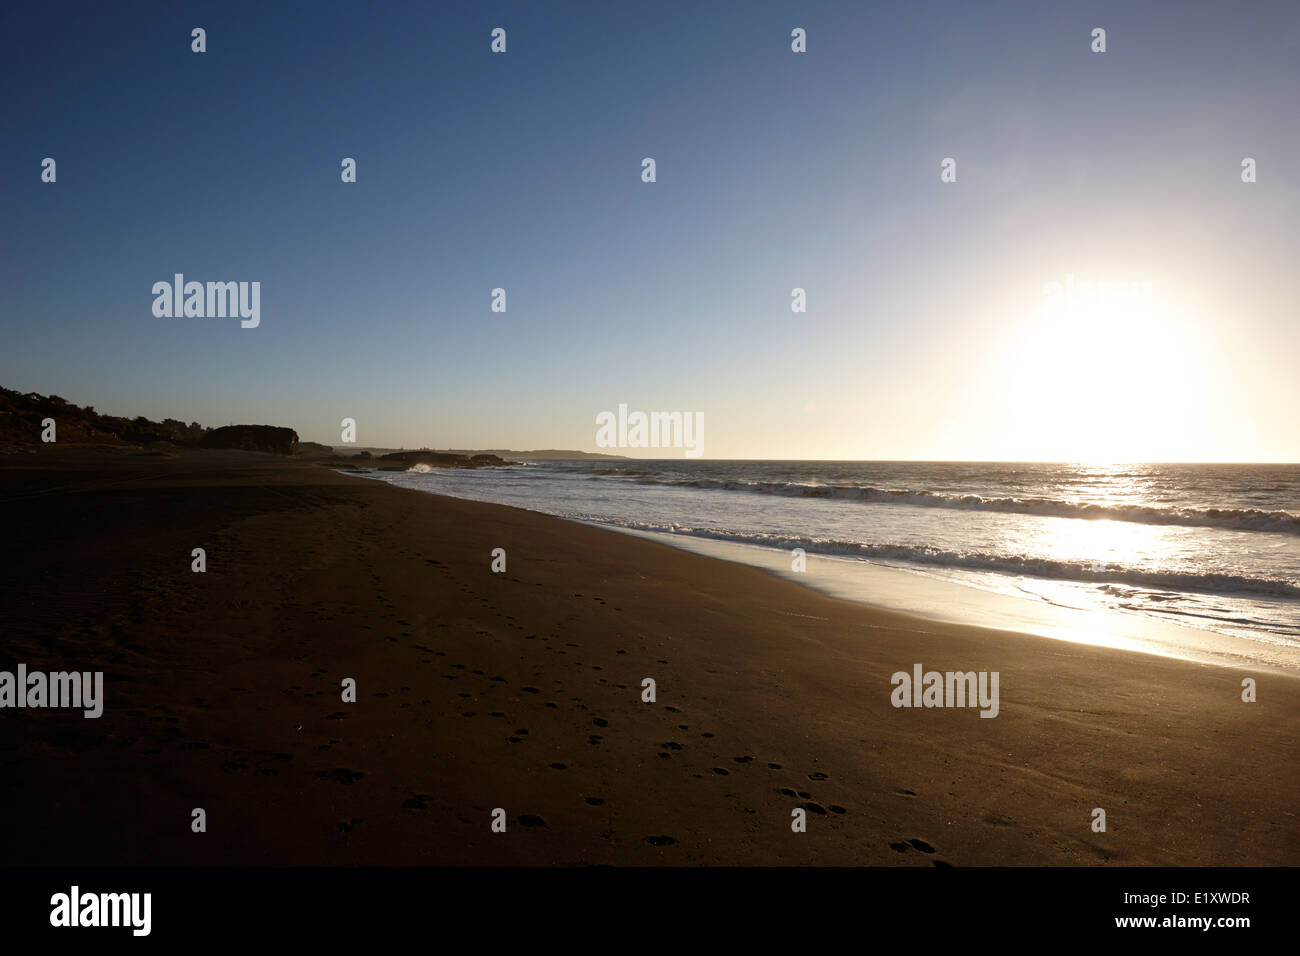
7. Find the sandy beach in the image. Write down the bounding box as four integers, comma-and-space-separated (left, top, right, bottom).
1, 446, 1295, 866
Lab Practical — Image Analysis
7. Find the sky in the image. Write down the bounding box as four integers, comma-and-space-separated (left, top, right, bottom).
2, 0, 1297, 461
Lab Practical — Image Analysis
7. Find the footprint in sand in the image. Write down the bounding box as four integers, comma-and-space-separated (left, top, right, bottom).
403, 794, 433, 810
891, 838, 937, 854
807, 771, 829, 781
712, 768, 730, 775
895, 788, 918, 797
734, 756, 754, 763
662, 742, 683, 750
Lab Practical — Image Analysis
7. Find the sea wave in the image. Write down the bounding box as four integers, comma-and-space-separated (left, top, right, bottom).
584, 518, 1300, 599
581, 474, 1300, 534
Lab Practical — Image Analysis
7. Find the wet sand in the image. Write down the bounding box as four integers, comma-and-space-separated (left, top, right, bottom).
1, 446, 1295, 865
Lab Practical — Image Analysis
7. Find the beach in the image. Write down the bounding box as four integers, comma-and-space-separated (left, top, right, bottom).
1, 446, 1295, 866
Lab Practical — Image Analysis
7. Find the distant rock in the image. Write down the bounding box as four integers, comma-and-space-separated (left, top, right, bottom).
201, 425, 298, 456
374, 450, 515, 470
448, 448, 626, 460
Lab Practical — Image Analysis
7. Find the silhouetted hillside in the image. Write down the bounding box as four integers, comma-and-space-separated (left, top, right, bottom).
0, 386, 297, 454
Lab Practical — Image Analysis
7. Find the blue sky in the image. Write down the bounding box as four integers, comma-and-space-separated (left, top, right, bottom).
2, 1, 1297, 459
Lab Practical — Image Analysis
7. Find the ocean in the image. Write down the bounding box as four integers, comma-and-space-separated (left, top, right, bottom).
363, 460, 1300, 670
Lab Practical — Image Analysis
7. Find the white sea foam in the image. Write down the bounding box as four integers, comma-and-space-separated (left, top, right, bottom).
577, 475, 1300, 534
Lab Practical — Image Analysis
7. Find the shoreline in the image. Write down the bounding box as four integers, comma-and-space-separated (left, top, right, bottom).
353, 466, 1300, 674
592, 524, 1300, 675
2, 446, 1296, 866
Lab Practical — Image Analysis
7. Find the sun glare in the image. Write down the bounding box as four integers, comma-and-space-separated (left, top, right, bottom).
998, 277, 1212, 463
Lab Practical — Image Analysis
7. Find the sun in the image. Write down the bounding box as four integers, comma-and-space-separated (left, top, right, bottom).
996, 277, 1210, 462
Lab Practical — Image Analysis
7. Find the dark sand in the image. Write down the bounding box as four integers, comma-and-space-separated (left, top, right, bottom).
1, 446, 1295, 865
